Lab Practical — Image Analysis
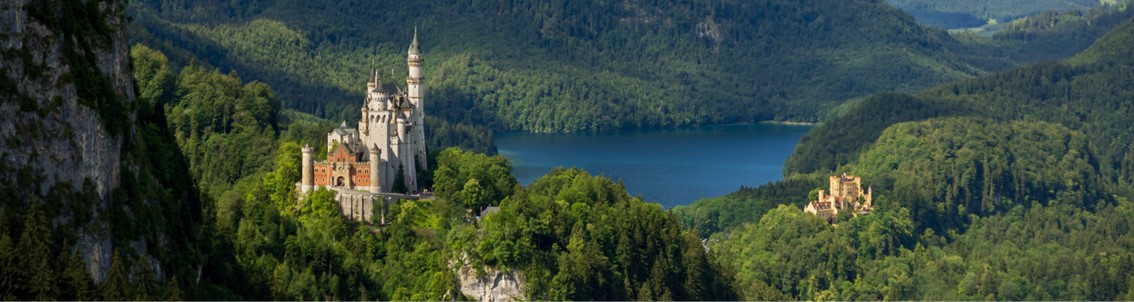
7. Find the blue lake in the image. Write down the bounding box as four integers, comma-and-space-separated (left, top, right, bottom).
496, 124, 811, 208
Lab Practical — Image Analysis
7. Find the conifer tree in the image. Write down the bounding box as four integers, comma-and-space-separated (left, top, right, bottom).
164, 276, 183, 301
64, 248, 95, 301
0, 232, 16, 300
58, 240, 95, 301
392, 165, 408, 193
102, 250, 130, 300
17, 202, 56, 300
133, 257, 160, 300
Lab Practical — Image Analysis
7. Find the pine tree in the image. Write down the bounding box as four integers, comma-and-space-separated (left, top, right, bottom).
66, 251, 95, 301
164, 276, 183, 301
58, 240, 95, 301
0, 232, 16, 300
17, 202, 57, 300
392, 165, 408, 193
133, 257, 159, 300
102, 250, 130, 300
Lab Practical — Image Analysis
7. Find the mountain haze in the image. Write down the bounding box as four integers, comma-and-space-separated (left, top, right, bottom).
788, 17, 1134, 187
887, 0, 1110, 29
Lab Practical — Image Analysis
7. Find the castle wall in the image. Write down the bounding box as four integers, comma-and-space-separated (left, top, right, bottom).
313, 164, 330, 186
336, 191, 376, 223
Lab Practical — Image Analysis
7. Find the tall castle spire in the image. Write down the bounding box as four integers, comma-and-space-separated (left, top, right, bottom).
408, 27, 421, 56
406, 27, 427, 173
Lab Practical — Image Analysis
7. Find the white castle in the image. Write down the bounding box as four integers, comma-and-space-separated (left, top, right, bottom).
299, 31, 427, 196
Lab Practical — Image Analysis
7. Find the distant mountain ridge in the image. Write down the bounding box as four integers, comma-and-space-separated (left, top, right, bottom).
787, 17, 1134, 191
887, 0, 1109, 29
128, 0, 984, 132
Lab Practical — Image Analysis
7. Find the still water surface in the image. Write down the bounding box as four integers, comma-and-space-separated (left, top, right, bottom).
496, 124, 811, 208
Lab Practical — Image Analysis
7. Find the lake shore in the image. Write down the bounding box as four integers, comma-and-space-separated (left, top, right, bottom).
496, 124, 811, 207
760, 120, 817, 126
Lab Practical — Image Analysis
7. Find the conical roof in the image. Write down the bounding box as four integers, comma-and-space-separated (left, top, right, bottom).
408, 27, 421, 56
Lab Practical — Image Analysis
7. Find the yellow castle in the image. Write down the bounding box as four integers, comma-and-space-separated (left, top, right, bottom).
804, 173, 874, 223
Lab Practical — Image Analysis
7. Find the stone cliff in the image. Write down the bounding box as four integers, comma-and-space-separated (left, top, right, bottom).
0, 0, 201, 283
453, 254, 526, 301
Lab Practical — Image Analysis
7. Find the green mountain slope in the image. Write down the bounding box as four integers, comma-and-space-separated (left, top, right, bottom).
947, 3, 1134, 71
887, 0, 1109, 29
787, 18, 1134, 187
127, 0, 983, 132
680, 14, 1134, 241
677, 17, 1134, 301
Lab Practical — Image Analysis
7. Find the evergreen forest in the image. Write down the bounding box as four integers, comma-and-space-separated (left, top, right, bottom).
125, 0, 1132, 133
674, 12, 1134, 301
4, 0, 1134, 300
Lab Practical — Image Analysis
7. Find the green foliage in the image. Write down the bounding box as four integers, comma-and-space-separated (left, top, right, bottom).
59, 241, 95, 301
790, 19, 1134, 194
15, 203, 56, 300
424, 115, 497, 155
673, 174, 825, 238
854, 117, 1108, 231
128, 0, 985, 132
392, 165, 408, 194
785, 93, 974, 175
166, 61, 281, 194
712, 205, 850, 300
433, 148, 517, 210
131, 43, 175, 105
888, 0, 1109, 28
264, 141, 301, 213
470, 168, 737, 300
714, 17, 1134, 301
945, 3, 1134, 72
102, 251, 129, 301
715, 198, 1134, 300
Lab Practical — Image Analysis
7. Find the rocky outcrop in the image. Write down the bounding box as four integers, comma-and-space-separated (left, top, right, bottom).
1, 0, 136, 282
456, 264, 526, 302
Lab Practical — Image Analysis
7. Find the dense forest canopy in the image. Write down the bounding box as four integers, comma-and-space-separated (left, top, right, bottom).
675, 15, 1134, 301
887, 0, 1111, 29
127, 0, 992, 132
8, 0, 1134, 300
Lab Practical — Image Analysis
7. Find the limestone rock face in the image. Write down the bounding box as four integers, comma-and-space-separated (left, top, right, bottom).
454, 255, 525, 302
0, 0, 136, 282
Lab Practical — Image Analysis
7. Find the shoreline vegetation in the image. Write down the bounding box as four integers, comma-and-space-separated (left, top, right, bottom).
760, 120, 818, 126
499, 121, 818, 135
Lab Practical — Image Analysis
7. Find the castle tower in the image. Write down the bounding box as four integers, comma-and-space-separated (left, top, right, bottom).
367, 68, 379, 91
407, 28, 428, 170
369, 144, 381, 193
360, 105, 370, 135
301, 144, 313, 193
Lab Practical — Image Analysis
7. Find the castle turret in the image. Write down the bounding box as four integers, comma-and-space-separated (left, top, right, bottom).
360, 106, 370, 135
369, 144, 381, 193
367, 68, 379, 91
407, 28, 428, 170
301, 144, 313, 193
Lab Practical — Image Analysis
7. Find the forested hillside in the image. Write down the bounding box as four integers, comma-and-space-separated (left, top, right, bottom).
788, 18, 1134, 187
675, 16, 1134, 301
102, 42, 740, 299
887, 0, 1109, 29
127, 0, 987, 132
946, 2, 1134, 71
